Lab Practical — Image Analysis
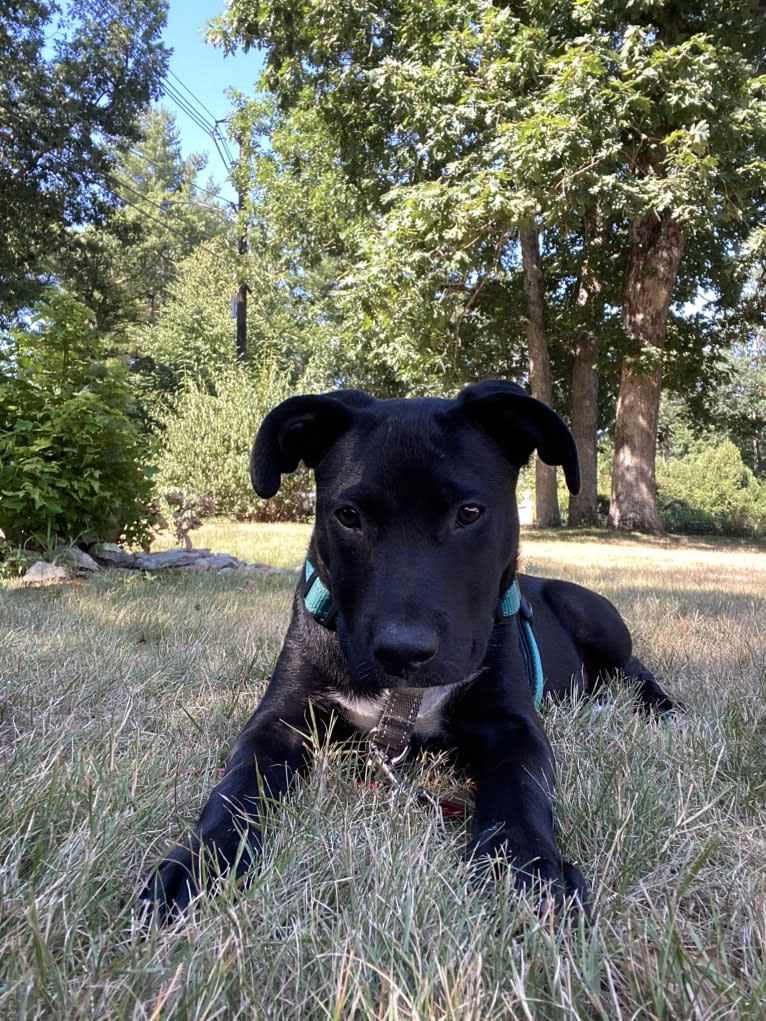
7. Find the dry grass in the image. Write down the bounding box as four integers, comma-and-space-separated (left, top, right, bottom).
1, 525, 764, 1020
150, 520, 312, 569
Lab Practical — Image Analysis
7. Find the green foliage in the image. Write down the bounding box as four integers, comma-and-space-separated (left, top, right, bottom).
54, 107, 231, 348
710, 336, 766, 479
130, 231, 340, 429
0, 539, 32, 579
0, 290, 156, 546
657, 440, 766, 537
0, 0, 169, 320
216, 0, 766, 534
139, 239, 238, 379
154, 364, 312, 522
130, 238, 241, 426
219, 0, 766, 347
109, 108, 231, 328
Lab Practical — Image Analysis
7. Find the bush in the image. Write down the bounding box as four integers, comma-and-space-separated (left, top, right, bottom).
657, 440, 766, 537
154, 364, 313, 522
0, 291, 156, 547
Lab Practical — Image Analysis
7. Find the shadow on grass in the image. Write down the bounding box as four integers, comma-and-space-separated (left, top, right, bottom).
520, 526, 766, 553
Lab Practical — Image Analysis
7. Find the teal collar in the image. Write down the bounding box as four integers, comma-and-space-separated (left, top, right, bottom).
303, 560, 335, 626
498, 578, 521, 617
302, 561, 544, 709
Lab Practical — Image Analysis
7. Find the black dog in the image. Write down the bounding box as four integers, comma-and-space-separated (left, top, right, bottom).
140, 381, 674, 921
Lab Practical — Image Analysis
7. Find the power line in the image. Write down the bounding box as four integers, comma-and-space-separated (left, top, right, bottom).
10, 63, 236, 220
163, 80, 217, 137
214, 121, 237, 168
166, 69, 221, 127
124, 146, 233, 203
104, 174, 228, 260
124, 146, 235, 206
109, 174, 208, 222
78, 0, 238, 174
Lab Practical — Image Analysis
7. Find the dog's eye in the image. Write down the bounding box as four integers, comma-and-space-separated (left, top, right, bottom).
335, 506, 361, 529
456, 504, 483, 527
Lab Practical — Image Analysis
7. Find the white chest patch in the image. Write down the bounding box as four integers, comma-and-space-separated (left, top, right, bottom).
327, 681, 472, 740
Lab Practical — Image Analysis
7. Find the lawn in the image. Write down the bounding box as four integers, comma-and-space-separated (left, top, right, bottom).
1, 524, 764, 1019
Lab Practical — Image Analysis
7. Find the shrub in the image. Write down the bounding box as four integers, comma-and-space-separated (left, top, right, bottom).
657, 440, 766, 537
154, 364, 313, 522
0, 291, 156, 547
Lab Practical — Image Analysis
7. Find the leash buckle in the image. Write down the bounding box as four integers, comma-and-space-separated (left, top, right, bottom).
365, 740, 450, 815
366, 740, 408, 788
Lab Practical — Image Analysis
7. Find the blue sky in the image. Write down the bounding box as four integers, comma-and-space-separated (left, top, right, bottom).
162, 1, 263, 201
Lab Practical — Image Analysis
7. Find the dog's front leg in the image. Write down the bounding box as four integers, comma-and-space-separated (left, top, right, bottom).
462, 712, 589, 915
138, 697, 315, 923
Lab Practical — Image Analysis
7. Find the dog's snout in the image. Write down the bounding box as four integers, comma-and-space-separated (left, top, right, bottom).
372, 623, 438, 677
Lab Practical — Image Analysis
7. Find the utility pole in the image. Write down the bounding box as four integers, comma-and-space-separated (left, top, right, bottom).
234, 129, 248, 362
236, 183, 247, 362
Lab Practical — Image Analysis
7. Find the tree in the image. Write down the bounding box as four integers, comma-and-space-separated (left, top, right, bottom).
109, 107, 230, 326
227, 94, 395, 393
448, 3, 766, 531
53, 106, 231, 345
520, 221, 561, 526
603, 9, 766, 530
711, 337, 766, 479
214, 1, 541, 396
215, 1, 766, 533
0, 0, 169, 321
133, 234, 309, 410
567, 209, 605, 527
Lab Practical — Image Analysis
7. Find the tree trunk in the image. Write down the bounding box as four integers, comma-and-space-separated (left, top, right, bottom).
609, 211, 686, 533
568, 331, 599, 526
520, 220, 561, 528
568, 211, 603, 528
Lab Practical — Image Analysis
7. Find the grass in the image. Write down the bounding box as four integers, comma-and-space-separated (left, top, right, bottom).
1, 524, 765, 1019
150, 519, 312, 569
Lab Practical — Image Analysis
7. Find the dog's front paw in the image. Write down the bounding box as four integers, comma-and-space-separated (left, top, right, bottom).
137, 821, 264, 926
465, 829, 590, 920
136, 836, 202, 926
559, 857, 590, 918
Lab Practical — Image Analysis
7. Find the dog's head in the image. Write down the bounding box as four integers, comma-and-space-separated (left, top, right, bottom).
251, 381, 579, 692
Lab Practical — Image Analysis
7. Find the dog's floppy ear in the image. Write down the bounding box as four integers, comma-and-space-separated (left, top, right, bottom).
251, 390, 374, 498
457, 380, 580, 494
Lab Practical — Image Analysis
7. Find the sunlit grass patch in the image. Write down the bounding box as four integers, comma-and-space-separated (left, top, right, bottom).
150, 519, 312, 568
1, 526, 764, 1018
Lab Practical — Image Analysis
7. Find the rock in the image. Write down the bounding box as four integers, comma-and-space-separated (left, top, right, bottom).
55, 546, 100, 571
182, 559, 212, 572
17, 541, 294, 580
89, 543, 136, 568
132, 549, 211, 570
22, 561, 70, 584
198, 554, 247, 570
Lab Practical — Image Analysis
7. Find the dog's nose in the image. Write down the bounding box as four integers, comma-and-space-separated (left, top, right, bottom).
372, 624, 438, 677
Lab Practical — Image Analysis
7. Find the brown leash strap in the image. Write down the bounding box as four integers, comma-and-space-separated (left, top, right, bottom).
368, 689, 423, 762
366, 689, 469, 817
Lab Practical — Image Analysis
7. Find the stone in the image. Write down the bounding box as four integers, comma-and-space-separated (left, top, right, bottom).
22, 561, 70, 584
181, 560, 211, 572
55, 546, 100, 571
132, 549, 211, 570
18, 540, 294, 580
198, 554, 246, 570
89, 543, 136, 568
